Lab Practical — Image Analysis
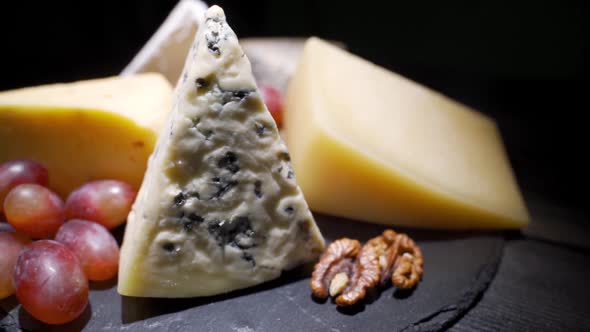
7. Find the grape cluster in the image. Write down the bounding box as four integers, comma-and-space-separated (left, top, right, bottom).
0, 159, 136, 325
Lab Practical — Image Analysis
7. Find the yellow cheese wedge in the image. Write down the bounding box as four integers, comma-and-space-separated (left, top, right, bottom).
0, 73, 172, 197
285, 38, 529, 229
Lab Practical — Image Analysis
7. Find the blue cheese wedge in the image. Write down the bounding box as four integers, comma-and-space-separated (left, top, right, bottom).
118, 5, 325, 298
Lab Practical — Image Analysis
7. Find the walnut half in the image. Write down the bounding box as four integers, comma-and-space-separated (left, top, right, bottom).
310, 229, 423, 306
369, 229, 424, 289
310, 238, 381, 306
310, 238, 360, 299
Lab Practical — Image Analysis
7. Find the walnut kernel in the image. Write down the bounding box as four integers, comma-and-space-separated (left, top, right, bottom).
310, 229, 424, 306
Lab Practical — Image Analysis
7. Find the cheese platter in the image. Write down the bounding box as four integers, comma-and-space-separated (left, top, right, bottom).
0, 1, 530, 331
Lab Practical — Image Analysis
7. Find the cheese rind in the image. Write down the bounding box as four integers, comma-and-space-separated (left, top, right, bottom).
118, 6, 325, 298
285, 37, 529, 229
0, 74, 172, 197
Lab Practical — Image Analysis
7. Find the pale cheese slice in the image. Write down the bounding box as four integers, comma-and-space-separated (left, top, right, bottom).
285, 37, 530, 229
121, 0, 208, 84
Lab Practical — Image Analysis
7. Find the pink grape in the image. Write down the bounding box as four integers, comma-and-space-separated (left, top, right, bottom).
0, 232, 31, 299
259, 85, 284, 128
13, 240, 88, 325
65, 180, 136, 229
4, 184, 65, 238
55, 219, 119, 281
0, 160, 49, 214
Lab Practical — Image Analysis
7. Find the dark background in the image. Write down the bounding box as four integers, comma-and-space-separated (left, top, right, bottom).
0, 0, 587, 214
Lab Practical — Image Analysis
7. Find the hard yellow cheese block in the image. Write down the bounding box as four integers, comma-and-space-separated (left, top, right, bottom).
285, 38, 529, 229
0, 73, 172, 197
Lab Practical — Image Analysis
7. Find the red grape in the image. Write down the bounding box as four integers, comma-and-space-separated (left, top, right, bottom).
55, 219, 119, 281
0, 160, 49, 214
13, 240, 88, 325
4, 184, 65, 238
0, 232, 31, 299
65, 180, 136, 229
259, 85, 284, 128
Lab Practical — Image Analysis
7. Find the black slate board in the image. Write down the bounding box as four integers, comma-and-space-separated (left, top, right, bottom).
1, 214, 504, 332
450, 240, 590, 332
522, 191, 590, 251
